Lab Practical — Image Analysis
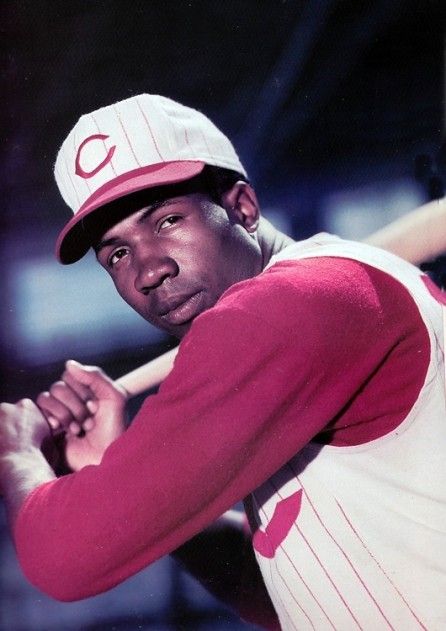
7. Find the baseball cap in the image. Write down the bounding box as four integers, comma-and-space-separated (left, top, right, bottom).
54, 94, 247, 263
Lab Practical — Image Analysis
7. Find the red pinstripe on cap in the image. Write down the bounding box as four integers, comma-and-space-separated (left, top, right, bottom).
54, 94, 247, 264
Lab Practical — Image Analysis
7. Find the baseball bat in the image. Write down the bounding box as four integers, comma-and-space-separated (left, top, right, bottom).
364, 197, 446, 265
115, 347, 178, 397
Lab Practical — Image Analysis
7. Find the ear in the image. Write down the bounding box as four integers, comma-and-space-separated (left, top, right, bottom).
220, 182, 260, 233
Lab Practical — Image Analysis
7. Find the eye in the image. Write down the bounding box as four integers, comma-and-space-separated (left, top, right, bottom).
158, 215, 181, 231
108, 247, 129, 268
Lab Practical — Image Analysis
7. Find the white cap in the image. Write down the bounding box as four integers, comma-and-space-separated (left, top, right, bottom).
54, 94, 247, 263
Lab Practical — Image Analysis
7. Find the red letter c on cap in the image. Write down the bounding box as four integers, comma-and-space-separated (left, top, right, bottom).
75, 134, 116, 179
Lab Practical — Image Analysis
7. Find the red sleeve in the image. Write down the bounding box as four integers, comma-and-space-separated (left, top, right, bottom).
14, 257, 429, 601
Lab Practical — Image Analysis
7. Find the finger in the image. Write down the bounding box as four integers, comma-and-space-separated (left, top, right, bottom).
46, 415, 61, 431
49, 381, 91, 422
36, 391, 73, 429
65, 360, 126, 401
86, 400, 99, 415
37, 388, 76, 421
36, 387, 88, 427
83, 417, 95, 431
61, 368, 94, 403
68, 421, 84, 437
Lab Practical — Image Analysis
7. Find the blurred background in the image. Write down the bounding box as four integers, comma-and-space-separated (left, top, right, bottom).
1, 1, 445, 629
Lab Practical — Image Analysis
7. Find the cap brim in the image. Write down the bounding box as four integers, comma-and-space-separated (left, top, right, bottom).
56, 160, 205, 264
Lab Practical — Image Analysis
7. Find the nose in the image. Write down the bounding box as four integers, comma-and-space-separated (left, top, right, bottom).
134, 250, 178, 294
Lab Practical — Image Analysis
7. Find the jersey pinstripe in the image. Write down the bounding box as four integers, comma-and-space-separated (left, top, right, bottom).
248, 234, 446, 630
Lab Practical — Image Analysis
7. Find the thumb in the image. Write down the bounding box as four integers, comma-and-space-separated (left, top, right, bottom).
65, 360, 124, 401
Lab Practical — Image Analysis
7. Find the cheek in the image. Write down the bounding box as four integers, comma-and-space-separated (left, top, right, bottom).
181, 243, 225, 289
205, 226, 259, 288
112, 275, 140, 311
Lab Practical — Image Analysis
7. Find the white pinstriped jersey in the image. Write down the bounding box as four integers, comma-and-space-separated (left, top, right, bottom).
248, 235, 446, 630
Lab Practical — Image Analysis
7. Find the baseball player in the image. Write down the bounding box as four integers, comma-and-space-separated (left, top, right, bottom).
1, 94, 445, 630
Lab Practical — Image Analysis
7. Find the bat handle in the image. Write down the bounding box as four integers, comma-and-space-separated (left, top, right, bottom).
116, 347, 178, 397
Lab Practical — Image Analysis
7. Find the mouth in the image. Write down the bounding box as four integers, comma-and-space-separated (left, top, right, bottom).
158, 291, 206, 326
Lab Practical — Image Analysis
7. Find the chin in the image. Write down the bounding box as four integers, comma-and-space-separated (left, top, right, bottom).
172, 320, 194, 340
149, 318, 191, 340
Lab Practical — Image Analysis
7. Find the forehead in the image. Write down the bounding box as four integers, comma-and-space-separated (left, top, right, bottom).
85, 179, 214, 246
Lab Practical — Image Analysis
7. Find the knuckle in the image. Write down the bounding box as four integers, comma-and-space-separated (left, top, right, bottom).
49, 381, 66, 396
36, 391, 50, 405
18, 397, 34, 407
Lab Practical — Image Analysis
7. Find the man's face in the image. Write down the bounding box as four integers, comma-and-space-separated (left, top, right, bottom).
95, 191, 262, 338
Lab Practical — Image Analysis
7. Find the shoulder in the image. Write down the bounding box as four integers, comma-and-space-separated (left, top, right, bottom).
210, 255, 422, 336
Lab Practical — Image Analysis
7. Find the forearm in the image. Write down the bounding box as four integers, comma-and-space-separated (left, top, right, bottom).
12, 287, 383, 602
0, 447, 56, 530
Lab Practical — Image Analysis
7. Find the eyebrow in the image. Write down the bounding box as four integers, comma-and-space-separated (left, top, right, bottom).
94, 236, 119, 255
137, 198, 181, 224
94, 198, 183, 255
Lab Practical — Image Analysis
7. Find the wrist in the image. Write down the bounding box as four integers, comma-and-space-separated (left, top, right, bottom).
1, 441, 41, 461
0, 445, 49, 476
0, 446, 56, 532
